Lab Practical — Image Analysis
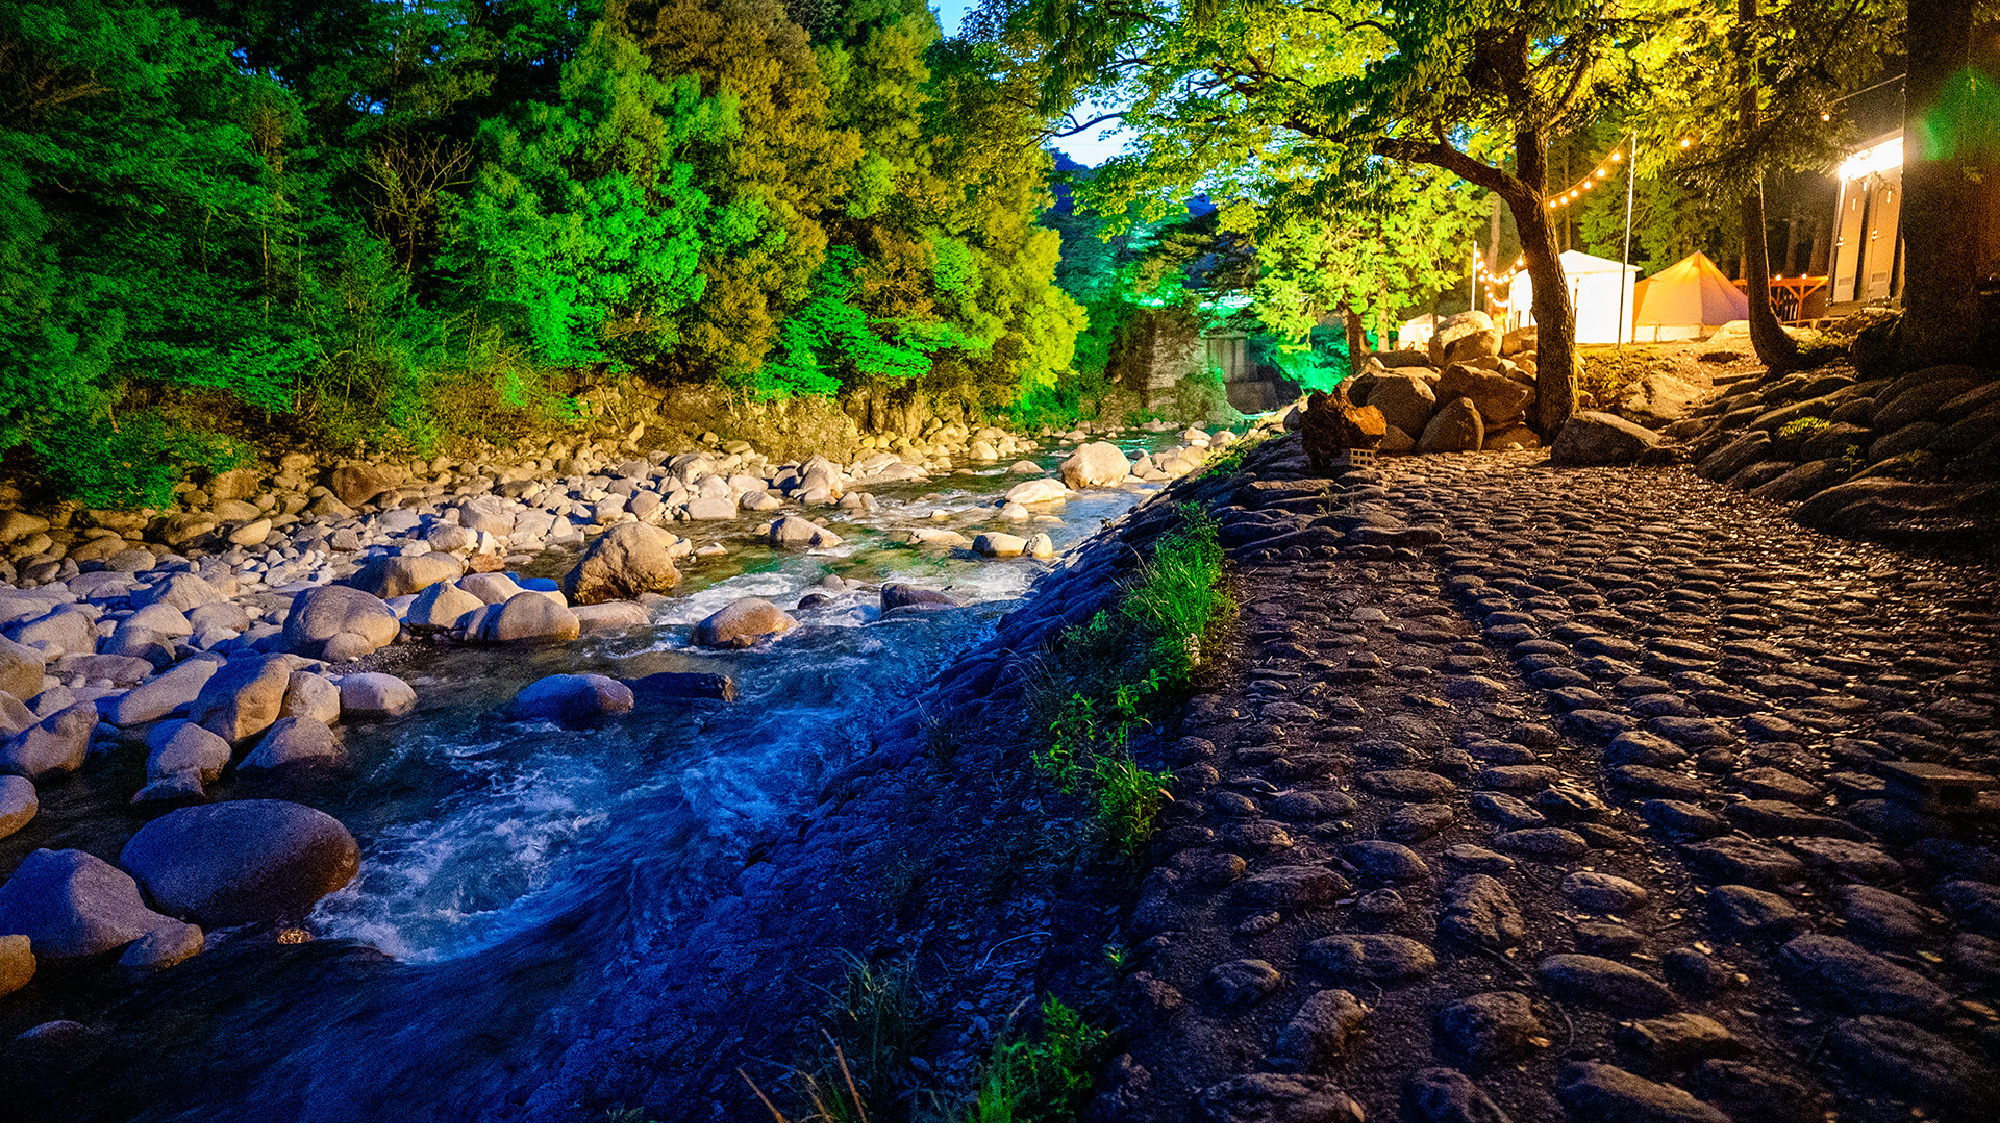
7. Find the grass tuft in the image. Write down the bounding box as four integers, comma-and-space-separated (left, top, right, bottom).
969, 997, 1109, 1122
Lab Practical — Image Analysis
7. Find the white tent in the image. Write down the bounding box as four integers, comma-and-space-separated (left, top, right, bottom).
1396, 314, 1437, 350
1508, 250, 1640, 345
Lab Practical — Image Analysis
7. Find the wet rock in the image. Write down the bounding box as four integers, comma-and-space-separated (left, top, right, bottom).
1205, 958, 1284, 1009
1305, 933, 1437, 982
1402, 1067, 1506, 1122
507, 674, 634, 728
1556, 1061, 1726, 1122
1550, 412, 1663, 467
1271, 989, 1368, 1070
282, 586, 399, 660
120, 799, 360, 927
339, 672, 415, 719
1561, 870, 1650, 912
117, 919, 203, 976
1536, 954, 1678, 1015
1198, 1073, 1363, 1122
1777, 933, 1948, 1019
563, 523, 682, 605
1826, 1015, 2000, 1111
1060, 442, 1131, 489
1438, 991, 1544, 1066
0, 933, 30, 997
881, 584, 957, 612
767, 515, 844, 549
1344, 839, 1431, 881
0, 848, 176, 958
1441, 874, 1524, 950
404, 582, 483, 633
694, 597, 798, 649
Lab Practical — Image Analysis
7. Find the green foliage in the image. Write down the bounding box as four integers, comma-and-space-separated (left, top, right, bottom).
1005, 368, 1113, 432
1171, 365, 1241, 428
32, 411, 251, 510
758, 248, 984, 396
1777, 416, 1830, 441
970, 997, 1109, 1122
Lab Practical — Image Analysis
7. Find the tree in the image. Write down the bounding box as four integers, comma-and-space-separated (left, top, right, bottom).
1899, 0, 1997, 368
995, 0, 1669, 439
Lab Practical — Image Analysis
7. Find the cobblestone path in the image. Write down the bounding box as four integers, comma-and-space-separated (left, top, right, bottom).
1105, 447, 2000, 1121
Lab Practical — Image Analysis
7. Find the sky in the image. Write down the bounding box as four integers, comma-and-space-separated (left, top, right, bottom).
931, 0, 1135, 167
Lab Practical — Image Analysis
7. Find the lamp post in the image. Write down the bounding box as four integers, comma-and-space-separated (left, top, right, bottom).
1616, 133, 1637, 347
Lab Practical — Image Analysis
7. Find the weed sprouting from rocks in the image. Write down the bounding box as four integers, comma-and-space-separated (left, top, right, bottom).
787, 952, 933, 1121
968, 996, 1110, 1122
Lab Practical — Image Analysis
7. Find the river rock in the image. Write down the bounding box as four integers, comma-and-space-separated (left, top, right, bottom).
478, 591, 580, 644
0, 702, 95, 780
1061, 442, 1131, 489
973, 533, 1027, 558
117, 919, 204, 976
106, 658, 220, 726
282, 585, 399, 660
0, 637, 47, 702
0, 848, 177, 958
1004, 478, 1071, 505
1550, 411, 1664, 467
146, 721, 231, 782
1418, 396, 1484, 453
0, 774, 37, 839
6, 605, 98, 658
458, 572, 525, 604
563, 523, 681, 605
241, 716, 341, 770
348, 553, 463, 599
187, 655, 295, 744
0, 933, 30, 997
120, 800, 360, 926
0, 692, 30, 740
327, 464, 400, 506
137, 572, 223, 613
695, 598, 798, 648
768, 516, 843, 549
882, 584, 957, 612
1557, 1061, 1726, 1122
573, 601, 650, 634
405, 581, 483, 633
339, 672, 415, 719
280, 671, 341, 724
508, 674, 634, 727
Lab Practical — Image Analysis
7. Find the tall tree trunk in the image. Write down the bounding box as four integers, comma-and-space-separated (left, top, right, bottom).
1900, 0, 1984, 369
1738, 0, 1801, 370
1504, 130, 1578, 440
1344, 306, 1370, 367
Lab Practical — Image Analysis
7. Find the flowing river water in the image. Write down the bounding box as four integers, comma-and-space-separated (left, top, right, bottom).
14, 431, 1220, 1120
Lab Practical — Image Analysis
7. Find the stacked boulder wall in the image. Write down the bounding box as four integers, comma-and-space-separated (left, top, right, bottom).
1550, 412, 1665, 467
1437, 364, 1533, 429
119, 800, 360, 927
1417, 397, 1485, 454
563, 523, 681, 605
1429, 310, 1501, 368
282, 586, 400, 659
1367, 374, 1439, 437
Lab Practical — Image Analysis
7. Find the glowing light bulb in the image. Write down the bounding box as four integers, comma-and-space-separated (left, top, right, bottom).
1821, 112, 1831, 121
1547, 200, 1559, 208
1679, 137, 1693, 148
1610, 152, 1622, 162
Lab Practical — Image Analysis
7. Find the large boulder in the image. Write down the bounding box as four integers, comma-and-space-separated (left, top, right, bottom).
106, 658, 220, 726
282, 585, 399, 659
0, 702, 96, 780
0, 692, 32, 740
280, 670, 342, 724
1367, 374, 1439, 437
1437, 363, 1534, 427
119, 800, 360, 927
339, 672, 415, 719
404, 581, 484, 634
326, 464, 401, 507
694, 598, 799, 648
478, 591, 581, 644
457, 572, 525, 604
1429, 310, 1500, 368
6, 605, 98, 659
1616, 371, 1704, 428
187, 655, 295, 744
0, 848, 177, 958
507, 674, 635, 727
135, 573, 224, 613
768, 516, 844, 549
562, 523, 681, 605
0, 636, 47, 702
346, 553, 463, 599
1060, 442, 1132, 490
1418, 396, 1485, 454
1549, 411, 1664, 467
573, 601, 650, 635
241, 716, 341, 770
145, 721, 232, 783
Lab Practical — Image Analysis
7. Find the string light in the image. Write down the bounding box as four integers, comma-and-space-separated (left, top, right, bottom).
1542, 134, 1697, 212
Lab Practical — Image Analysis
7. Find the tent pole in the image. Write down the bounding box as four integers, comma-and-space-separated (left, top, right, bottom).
1618, 133, 1637, 347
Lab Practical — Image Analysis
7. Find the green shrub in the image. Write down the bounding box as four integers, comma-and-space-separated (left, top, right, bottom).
31, 411, 251, 510
970, 997, 1109, 1122
1171, 364, 1242, 426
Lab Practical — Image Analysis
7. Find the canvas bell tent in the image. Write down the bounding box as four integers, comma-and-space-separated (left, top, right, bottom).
1631, 251, 1750, 341
1506, 250, 1640, 344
